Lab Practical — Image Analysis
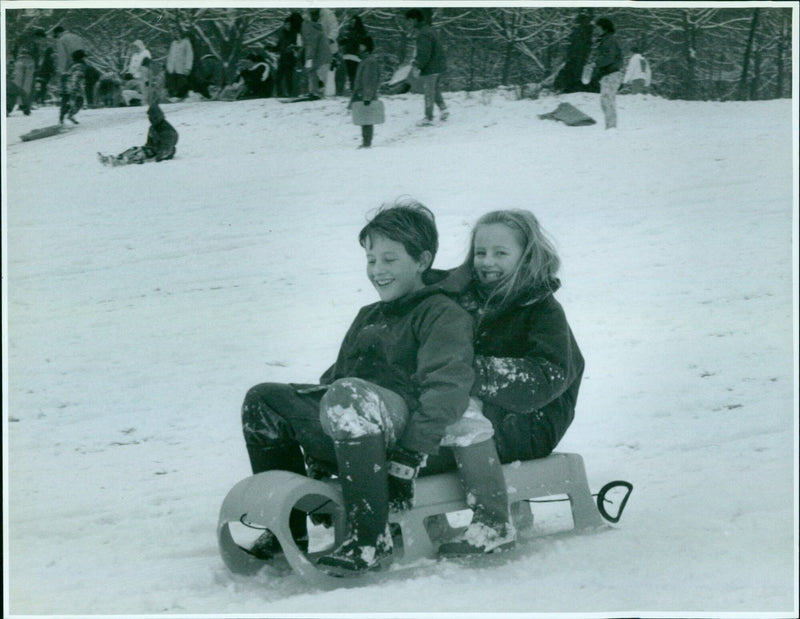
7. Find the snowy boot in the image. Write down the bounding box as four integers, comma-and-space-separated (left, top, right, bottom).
244, 443, 309, 558
316, 435, 393, 574
438, 440, 516, 556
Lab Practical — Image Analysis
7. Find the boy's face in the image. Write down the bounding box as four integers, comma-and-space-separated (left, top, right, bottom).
364, 234, 427, 302
472, 223, 525, 287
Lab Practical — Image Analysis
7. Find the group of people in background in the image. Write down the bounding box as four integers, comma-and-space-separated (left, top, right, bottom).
8, 11, 653, 149
7, 24, 93, 124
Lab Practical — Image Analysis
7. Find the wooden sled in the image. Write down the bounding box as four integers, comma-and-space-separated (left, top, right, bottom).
217, 452, 606, 587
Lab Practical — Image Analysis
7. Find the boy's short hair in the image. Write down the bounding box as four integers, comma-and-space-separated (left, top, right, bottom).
361, 36, 375, 53
404, 9, 425, 24
359, 199, 438, 268
72, 49, 86, 62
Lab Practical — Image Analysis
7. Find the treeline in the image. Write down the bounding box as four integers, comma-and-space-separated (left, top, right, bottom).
6, 6, 793, 101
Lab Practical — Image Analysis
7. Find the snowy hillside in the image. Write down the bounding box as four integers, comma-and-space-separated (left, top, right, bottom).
3, 89, 797, 617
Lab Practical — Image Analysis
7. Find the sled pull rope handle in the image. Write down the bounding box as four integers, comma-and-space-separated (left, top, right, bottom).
525, 480, 633, 524
239, 499, 335, 530
595, 480, 633, 523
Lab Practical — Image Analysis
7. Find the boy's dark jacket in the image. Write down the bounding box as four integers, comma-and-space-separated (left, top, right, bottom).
427, 265, 584, 458
593, 31, 623, 80
319, 284, 474, 456
145, 105, 179, 161
414, 24, 447, 76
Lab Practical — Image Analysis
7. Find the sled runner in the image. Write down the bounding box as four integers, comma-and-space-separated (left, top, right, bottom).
218, 452, 612, 587
20, 124, 72, 142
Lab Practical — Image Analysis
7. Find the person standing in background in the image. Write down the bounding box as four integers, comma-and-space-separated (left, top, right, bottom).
347, 36, 380, 148
166, 28, 194, 99
34, 40, 56, 105
53, 26, 85, 122
339, 15, 368, 93
274, 13, 302, 97
9, 27, 45, 115
591, 17, 623, 129
301, 9, 332, 99
404, 8, 448, 127
126, 40, 151, 87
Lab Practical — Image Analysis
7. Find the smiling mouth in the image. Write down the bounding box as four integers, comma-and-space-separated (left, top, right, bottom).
481, 271, 502, 281
373, 278, 394, 287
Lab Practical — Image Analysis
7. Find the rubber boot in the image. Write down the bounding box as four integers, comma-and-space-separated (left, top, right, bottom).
316, 435, 393, 574
245, 443, 309, 558
438, 439, 516, 556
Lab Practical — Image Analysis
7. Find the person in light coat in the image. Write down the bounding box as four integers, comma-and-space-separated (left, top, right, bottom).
166, 30, 194, 99
127, 40, 151, 80
623, 46, 651, 94
301, 9, 332, 99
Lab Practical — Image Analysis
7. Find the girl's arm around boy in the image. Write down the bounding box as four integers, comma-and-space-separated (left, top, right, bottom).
472, 295, 583, 415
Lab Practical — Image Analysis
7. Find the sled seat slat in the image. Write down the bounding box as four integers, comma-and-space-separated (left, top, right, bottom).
217, 452, 603, 585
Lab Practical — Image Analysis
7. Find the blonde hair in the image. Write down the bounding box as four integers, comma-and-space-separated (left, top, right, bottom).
465, 210, 561, 307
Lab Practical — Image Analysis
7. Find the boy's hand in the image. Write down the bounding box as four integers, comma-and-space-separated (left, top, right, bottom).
387, 447, 427, 512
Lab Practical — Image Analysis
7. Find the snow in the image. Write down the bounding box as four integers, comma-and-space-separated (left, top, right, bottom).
2, 86, 797, 618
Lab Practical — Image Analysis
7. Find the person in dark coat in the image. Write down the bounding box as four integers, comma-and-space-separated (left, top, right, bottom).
591, 17, 623, 129
238, 51, 274, 98
338, 14, 368, 92
347, 36, 380, 148
97, 104, 178, 166
404, 8, 448, 126
274, 13, 302, 97
34, 44, 56, 105
429, 209, 584, 557
240, 201, 475, 574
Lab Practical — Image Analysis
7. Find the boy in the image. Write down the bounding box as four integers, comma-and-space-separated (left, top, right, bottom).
241, 200, 474, 574
60, 49, 87, 124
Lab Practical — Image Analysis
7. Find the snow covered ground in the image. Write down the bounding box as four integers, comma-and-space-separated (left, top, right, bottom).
2, 87, 797, 618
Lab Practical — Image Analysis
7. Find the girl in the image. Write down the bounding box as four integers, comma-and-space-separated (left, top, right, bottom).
347, 36, 381, 148
240, 201, 474, 574
97, 104, 178, 166
436, 209, 585, 556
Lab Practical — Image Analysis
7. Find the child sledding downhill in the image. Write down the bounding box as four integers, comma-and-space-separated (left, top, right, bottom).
97, 104, 178, 167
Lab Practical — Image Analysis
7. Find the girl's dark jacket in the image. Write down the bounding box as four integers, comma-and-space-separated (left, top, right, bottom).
429, 265, 584, 461
319, 284, 474, 456
144, 104, 179, 161
349, 52, 380, 104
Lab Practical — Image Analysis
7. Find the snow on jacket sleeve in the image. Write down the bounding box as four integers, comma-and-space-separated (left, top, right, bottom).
472, 299, 581, 415
400, 298, 474, 455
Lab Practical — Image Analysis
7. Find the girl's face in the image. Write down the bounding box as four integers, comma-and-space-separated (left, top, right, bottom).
472, 223, 525, 287
365, 234, 427, 302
